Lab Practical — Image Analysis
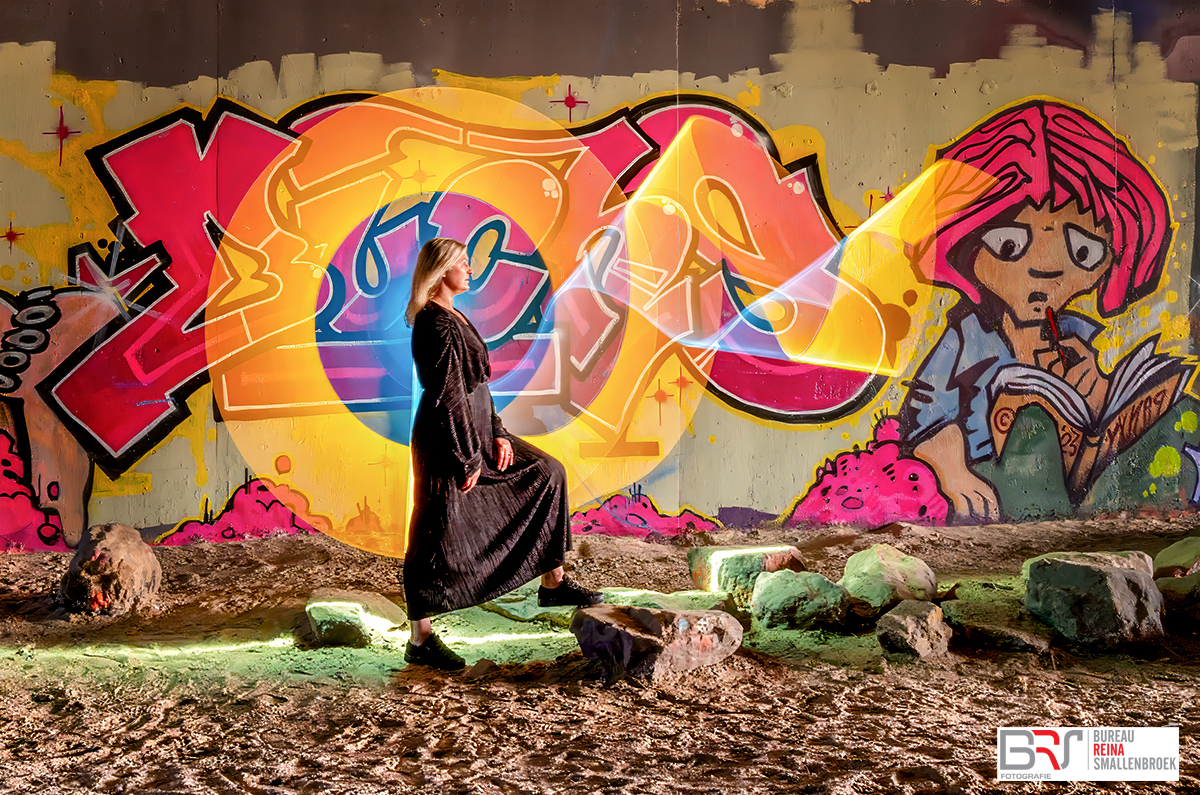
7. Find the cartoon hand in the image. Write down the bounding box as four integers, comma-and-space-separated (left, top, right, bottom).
914, 424, 1002, 524
494, 437, 513, 472
941, 468, 1002, 523
1037, 337, 1109, 414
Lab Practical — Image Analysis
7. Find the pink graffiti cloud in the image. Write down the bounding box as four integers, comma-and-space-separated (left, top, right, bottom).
157, 478, 332, 546
0, 432, 68, 553
785, 417, 949, 527
571, 492, 720, 539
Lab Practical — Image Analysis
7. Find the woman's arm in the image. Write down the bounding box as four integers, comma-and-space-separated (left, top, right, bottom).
489, 393, 513, 472
421, 318, 483, 484
490, 393, 510, 441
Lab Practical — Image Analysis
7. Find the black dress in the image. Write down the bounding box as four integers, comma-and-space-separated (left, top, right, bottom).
403, 301, 572, 620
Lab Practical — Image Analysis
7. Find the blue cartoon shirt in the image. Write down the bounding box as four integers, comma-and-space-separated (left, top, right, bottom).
902, 308, 1102, 462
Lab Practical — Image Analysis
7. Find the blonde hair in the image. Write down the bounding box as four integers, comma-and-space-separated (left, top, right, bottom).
405, 238, 467, 326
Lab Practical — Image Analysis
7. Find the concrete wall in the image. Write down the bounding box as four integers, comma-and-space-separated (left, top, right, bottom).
0, 0, 1198, 557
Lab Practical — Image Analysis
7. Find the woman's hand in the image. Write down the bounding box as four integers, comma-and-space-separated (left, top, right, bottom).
461, 468, 481, 493
494, 438, 513, 472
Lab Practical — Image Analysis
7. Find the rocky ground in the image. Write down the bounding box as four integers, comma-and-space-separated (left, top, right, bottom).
0, 517, 1198, 794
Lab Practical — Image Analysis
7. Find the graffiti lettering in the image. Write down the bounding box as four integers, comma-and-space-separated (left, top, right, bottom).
42, 101, 296, 471
1058, 424, 1081, 459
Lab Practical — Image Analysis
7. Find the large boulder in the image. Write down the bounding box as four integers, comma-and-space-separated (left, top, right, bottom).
480, 582, 577, 628
1024, 557, 1163, 645
305, 588, 408, 647
940, 599, 1052, 653
1153, 537, 1200, 579
600, 587, 730, 613
750, 570, 849, 629
1020, 551, 1152, 581
838, 544, 937, 619
875, 600, 951, 659
1156, 572, 1200, 628
58, 523, 160, 615
570, 605, 742, 684
687, 545, 806, 609
483, 584, 733, 628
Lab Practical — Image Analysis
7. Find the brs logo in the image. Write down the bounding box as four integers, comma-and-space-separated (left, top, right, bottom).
998, 729, 1086, 771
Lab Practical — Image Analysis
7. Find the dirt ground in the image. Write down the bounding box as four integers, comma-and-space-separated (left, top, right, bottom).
0, 517, 1197, 794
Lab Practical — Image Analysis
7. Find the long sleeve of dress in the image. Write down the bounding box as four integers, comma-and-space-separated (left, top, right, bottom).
490, 393, 511, 441
424, 321, 483, 481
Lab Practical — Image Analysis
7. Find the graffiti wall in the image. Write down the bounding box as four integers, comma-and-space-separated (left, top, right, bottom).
2, 0, 1199, 554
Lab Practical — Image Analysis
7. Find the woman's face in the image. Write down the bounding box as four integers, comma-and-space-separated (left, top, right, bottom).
972, 203, 1109, 326
441, 249, 472, 295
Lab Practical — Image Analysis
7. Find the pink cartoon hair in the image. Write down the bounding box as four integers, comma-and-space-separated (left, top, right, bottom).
927, 100, 1172, 317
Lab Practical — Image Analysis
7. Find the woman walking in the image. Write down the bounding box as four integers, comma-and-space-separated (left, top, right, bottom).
403, 238, 602, 670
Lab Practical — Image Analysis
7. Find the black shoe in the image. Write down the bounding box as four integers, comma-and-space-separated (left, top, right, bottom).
404, 633, 466, 671
538, 577, 604, 608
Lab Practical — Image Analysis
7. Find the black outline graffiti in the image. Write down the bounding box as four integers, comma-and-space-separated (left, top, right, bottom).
35, 90, 883, 476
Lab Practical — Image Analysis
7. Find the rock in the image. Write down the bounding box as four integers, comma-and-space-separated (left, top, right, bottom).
305, 588, 408, 647
1152, 536, 1200, 579
480, 582, 576, 628
687, 545, 806, 608
483, 584, 734, 630
838, 544, 937, 619
1020, 551, 1152, 581
935, 580, 960, 601
1156, 572, 1200, 627
1024, 558, 1163, 645
940, 599, 1051, 653
463, 658, 499, 681
601, 587, 730, 613
750, 570, 849, 629
875, 600, 952, 659
570, 605, 743, 684
57, 523, 161, 615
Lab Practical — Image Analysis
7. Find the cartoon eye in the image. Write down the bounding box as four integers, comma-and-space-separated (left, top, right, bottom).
1063, 224, 1107, 271
980, 226, 1031, 262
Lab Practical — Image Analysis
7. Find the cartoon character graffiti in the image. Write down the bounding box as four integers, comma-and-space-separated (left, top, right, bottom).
901, 99, 1186, 519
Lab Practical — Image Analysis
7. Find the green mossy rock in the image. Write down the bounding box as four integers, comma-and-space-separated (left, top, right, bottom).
1157, 571, 1200, 625
1020, 551, 1152, 581
838, 544, 936, 619
1153, 537, 1200, 578
601, 587, 730, 613
305, 588, 408, 648
1025, 558, 1163, 645
687, 545, 805, 609
750, 570, 849, 629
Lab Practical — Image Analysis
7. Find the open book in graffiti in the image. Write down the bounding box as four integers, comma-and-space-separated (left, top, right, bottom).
988, 336, 1193, 501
